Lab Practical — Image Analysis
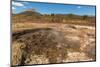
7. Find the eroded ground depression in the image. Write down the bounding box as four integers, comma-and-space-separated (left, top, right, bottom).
12, 24, 96, 66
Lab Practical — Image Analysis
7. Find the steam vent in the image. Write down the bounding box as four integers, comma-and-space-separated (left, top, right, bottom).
12, 28, 69, 65
12, 25, 96, 66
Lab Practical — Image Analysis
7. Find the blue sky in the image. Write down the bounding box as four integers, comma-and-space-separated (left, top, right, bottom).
12, 1, 96, 16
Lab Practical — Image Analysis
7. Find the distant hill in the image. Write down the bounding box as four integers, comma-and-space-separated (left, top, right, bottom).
12, 10, 43, 23
12, 9, 95, 26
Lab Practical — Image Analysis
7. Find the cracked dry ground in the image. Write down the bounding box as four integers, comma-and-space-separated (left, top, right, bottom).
12, 23, 96, 66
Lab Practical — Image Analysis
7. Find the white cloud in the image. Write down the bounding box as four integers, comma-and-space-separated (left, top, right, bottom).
12, 1, 24, 6
77, 6, 82, 8
23, 2, 29, 4
12, 7, 15, 9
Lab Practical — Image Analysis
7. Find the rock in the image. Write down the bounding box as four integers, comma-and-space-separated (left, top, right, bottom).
12, 28, 68, 65
12, 25, 96, 66
63, 52, 93, 62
